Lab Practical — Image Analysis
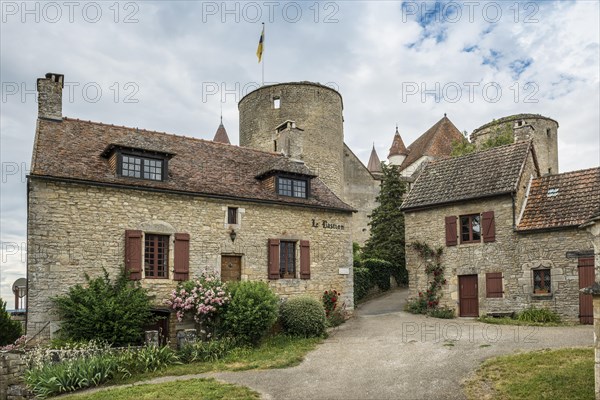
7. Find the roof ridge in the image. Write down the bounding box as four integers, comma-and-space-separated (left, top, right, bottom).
62, 117, 284, 158
427, 140, 529, 166
534, 166, 600, 179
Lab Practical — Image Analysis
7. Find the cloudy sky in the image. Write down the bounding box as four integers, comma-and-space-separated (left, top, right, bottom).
1, 1, 599, 308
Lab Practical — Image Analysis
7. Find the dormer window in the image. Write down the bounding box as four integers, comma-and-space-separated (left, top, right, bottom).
102, 144, 173, 182
120, 154, 165, 181
277, 176, 308, 198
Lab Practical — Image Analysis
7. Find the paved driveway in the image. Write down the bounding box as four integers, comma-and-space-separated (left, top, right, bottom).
207, 288, 593, 400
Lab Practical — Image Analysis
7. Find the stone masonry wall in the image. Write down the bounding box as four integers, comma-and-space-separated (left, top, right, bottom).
405, 195, 594, 320
239, 83, 345, 199
342, 144, 380, 244
0, 352, 32, 400
27, 179, 353, 341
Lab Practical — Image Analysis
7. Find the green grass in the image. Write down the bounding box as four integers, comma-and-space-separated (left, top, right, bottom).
464, 348, 594, 400
62, 378, 259, 400
115, 335, 321, 384
477, 316, 571, 327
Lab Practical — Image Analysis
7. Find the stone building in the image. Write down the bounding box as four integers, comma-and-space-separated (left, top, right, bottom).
402, 139, 599, 322
26, 74, 355, 342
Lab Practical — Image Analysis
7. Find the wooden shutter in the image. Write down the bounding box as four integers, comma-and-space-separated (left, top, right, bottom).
482, 211, 496, 243
173, 233, 190, 281
300, 240, 311, 280
486, 272, 503, 298
125, 230, 142, 280
268, 239, 280, 280
445, 216, 457, 246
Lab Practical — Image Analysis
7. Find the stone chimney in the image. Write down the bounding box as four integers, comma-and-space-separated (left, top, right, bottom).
36, 73, 64, 121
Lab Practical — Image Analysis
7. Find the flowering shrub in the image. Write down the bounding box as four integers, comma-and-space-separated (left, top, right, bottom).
322, 290, 340, 318
0, 335, 27, 352
166, 273, 229, 338
405, 242, 455, 319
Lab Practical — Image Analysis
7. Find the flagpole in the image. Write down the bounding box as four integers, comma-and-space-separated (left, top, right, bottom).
261, 22, 265, 86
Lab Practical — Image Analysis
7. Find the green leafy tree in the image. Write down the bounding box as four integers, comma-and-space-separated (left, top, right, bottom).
53, 269, 154, 346
0, 297, 23, 346
363, 163, 408, 284
452, 125, 514, 157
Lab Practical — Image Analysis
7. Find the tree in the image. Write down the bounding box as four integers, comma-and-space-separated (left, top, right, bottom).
0, 297, 22, 346
363, 163, 408, 284
452, 124, 514, 157
53, 269, 154, 346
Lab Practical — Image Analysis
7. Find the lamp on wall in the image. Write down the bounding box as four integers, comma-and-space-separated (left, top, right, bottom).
229, 228, 237, 243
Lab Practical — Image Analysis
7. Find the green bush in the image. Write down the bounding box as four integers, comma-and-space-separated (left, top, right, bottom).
220, 281, 279, 345
427, 306, 456, 319
405, 297, 428, 315
353, 266, 371, 303
280, 296, 326, 337
517, 307, 561, 323
0, 297, 22, 346
363, 259, 393, 291
53, 269, 154, 346
117, 345, 179, 374
178, 337, 239, 363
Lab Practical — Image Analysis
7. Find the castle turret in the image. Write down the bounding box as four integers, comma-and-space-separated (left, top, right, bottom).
238, 82, 344, 197
388, 126, 408, 166
470, 114, 559, 175
367, 144, 382, 177
213, 117, 231, 144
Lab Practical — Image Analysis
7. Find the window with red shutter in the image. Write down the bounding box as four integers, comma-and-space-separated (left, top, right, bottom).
482, 211, 496, 243
445, 216, 457, 246
486, 272, 503, 298
174, 233, 190, 281
268, 239, 280, 279
300, 240, 310, 279
125, 230, 142, 280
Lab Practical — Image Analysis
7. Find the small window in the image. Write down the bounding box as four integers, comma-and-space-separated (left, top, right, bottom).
279, 241, 296, 278
546, 128, 551, 137
227, 207, 238, 225
533, 269, 551, 294
120, 153, 164, 181
145, 234, 169, 278
273, 97, 281, 109
276, 177, 308, 198
460, 214, 481, 243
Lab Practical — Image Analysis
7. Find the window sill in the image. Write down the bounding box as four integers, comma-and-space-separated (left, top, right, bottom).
531, 293, 552, 300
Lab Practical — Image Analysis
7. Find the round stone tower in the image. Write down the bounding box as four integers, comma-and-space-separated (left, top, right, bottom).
470, 114, 559, 175
239, 82, 344, 197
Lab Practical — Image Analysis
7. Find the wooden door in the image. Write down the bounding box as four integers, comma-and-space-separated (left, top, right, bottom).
459, 275, 479, 317
221, 255, 242, 282
579, 257, 595, 324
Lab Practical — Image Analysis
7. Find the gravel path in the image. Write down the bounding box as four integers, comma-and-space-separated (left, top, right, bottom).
69, 289, 593, 400
206, 289, 593, 400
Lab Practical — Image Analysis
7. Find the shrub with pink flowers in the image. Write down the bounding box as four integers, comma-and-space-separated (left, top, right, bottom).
322, 290, 340, 317
166, 273, 230, 336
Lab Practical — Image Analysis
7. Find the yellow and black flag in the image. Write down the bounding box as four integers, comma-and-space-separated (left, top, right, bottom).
256, 23, 264, 63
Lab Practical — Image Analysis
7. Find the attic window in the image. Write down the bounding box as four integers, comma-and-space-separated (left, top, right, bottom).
547, 188, 559, 197
119, 153, 166, 181
273, 97, 281, 109
276, 176, 308, 198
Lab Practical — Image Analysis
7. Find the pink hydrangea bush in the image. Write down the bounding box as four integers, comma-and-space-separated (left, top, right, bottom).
166, 272, 230, 325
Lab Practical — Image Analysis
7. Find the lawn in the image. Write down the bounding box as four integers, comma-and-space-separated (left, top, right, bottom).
477, 316, 571, 327
62, 378, 259, 400
464, 347, 594, 400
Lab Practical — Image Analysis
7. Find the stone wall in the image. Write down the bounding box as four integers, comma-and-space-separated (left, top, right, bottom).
342, 144, 380, 244
0, 352, 32, 400
405, 195, 594, 320
27, 179, 354, 342
239, 82, 345, 199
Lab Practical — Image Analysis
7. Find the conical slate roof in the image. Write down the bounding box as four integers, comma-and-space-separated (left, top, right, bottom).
213, 118, 230, 144
388, 126, 408, 157
367, 145, 382, 173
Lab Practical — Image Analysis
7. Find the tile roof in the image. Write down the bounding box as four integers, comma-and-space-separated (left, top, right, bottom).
213, 120, 231, 144
401, 141, 533, 210
31, 118, 354, 212
367, 145, 382, 173
518, 167, 600, 231
388, 127, 408, 157
400, 115, 464, 171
